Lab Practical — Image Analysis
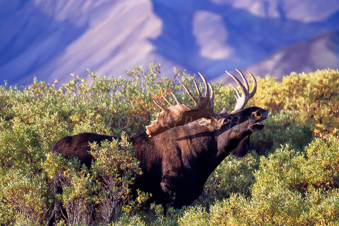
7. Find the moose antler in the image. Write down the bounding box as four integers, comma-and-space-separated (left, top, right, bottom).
146, 73, 220, 137
146, 69, 257, 137
226, 69, 257, 112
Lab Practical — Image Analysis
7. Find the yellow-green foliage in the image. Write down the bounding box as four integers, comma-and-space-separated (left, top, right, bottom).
250, 110, 313, 153
44, 134, 147, 225
0, 169, 51, 225
0, 65, 338, 225
205, 137, 339, 226
250, 69, 339, 138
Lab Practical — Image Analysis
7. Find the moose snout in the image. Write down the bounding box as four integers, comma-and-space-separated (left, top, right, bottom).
248, 108, 268, 131
252, 109, 268, 121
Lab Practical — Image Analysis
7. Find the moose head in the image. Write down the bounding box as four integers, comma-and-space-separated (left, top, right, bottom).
145, 69, 267, 159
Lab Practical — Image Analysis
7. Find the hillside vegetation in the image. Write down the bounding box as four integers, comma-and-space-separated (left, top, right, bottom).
0, 64, 338, 225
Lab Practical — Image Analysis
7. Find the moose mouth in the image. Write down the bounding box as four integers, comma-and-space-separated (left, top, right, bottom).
252, 120, 265, 131
250, 111, 268, 131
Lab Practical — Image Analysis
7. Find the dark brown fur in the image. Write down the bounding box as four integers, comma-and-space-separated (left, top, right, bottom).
48, 107, 267, 225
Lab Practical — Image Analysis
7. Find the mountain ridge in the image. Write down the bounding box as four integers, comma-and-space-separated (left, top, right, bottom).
1, 0, 339, 85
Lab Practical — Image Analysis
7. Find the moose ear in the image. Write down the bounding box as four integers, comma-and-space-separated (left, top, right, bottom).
219, 108, 228, 114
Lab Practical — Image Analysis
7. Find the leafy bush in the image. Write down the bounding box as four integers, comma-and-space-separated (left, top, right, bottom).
205, 137, 339, 226
250, 110, 313, 153
0, 65, 338, 225
0, 169, 51, 225
250, 69, 339, 138
44, 133, 148, 225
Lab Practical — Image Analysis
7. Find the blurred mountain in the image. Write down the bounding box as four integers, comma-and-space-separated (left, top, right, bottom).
223, 30, 339, 81
0, 0, 339, 85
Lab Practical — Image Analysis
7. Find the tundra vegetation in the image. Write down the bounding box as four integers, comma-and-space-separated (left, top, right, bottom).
0, 63, 338, 225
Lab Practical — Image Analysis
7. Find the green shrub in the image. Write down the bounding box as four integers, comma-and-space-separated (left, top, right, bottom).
198, 152, 260, 208
178, 206, 210, 226
205, 137, 339, 226
250, 69, 339, 138
0, 169, 51, 225
0, 65, 338, 224
251, 110, 313, 153
44, 133, 148, 225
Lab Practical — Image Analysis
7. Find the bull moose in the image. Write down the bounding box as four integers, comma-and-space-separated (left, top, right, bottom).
48, 70, 268, 224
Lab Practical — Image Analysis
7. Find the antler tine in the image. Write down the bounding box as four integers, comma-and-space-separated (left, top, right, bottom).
235, 69, 249, 92
232, 87, 240, 99
226, 71, 247, 95
208, 83, 214, 108
153, 100, 167, 111
198, 72, 209, 98
192, 78, 201, 97
226, 71, 247, 112
179, 81, 199, 105
248, 72, 257, 98
162, 95, 174, 106
226, 70, 258, 112
171, 92, 182, 105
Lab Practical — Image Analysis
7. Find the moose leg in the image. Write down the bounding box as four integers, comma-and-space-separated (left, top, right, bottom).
160, 171, 185, 214
160, 179, 176, 215
160, 149, 184, 214
48, 177, 67, 225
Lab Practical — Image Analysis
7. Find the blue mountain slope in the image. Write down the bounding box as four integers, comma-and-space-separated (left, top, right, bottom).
0, 0, 339, 85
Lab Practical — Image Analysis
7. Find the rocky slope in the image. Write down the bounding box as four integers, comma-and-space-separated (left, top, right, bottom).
230, 30, 339, 81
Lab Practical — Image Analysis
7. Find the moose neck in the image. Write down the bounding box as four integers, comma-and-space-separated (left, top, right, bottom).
214, 122, 253, 165
178, 120, 253, 182
130, 119, 254, 187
